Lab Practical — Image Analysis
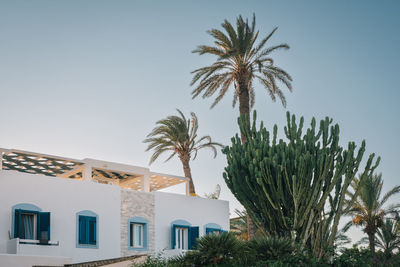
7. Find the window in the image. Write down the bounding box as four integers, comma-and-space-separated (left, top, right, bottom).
175, 227, 188, 250
19, 212, 36, 239
12, 204, 50, 243
130, 223, 143, 248
171, 220, 199, 250
78, 216, 97, 245
128, 217, 148, 251
205, 223, 223, 236
206, 228, 222, 235
76, 210, 98, 248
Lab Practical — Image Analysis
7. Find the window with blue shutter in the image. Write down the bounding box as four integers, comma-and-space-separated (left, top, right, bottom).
189, 226, 199, 249
78, 216, 96, 245
170, 220, 198, 250
12, 204, 51, 244
38, 212, 50, 242
76, 210, 98, 248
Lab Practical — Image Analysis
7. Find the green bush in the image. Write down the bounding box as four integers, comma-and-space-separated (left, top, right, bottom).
133, 235, 400, 267
249, 236, 297, 261
182, 232, 248, 266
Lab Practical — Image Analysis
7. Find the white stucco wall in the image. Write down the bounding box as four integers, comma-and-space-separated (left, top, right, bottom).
0, 170, 121, 263
153, 191, 229, 252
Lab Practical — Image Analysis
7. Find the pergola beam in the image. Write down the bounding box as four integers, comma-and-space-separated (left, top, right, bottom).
57, 165, 84, 178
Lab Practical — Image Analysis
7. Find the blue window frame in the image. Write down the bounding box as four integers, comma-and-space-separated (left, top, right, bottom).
128, 216, 148, 251
170, 219, 199, 250
76, 210, 98, 248
11, 203, 50, 243
205, 223, 223, 235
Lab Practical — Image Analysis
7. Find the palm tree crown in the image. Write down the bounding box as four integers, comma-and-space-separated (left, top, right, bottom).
143, 109, 223, 194
348, 173, 400, 255
191, 14, 292, 114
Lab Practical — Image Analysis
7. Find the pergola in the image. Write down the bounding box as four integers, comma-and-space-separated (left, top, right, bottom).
0, 148, 189, 194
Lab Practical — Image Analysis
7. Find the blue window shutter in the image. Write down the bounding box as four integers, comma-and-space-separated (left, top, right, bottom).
14, 209, 21, 238
38, 212, 50, 241
79, 216, 87, 244
88, 217, 96, 245
189, 226, 199, 249
171, 225, 176, 249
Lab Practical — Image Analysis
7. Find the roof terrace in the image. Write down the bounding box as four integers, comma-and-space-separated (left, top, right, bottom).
0, 148, 190, 195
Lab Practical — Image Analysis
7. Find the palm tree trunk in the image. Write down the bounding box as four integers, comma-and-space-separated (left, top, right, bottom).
180, 154, 196, 195
238, 81, 257, 240
238, 84, 250, 142
368, 232, 375, 256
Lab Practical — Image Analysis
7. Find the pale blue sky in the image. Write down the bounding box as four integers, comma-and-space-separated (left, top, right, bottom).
0, 1, 399, 244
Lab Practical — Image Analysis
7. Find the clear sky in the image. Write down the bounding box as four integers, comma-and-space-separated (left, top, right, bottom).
1, 0, 399, 244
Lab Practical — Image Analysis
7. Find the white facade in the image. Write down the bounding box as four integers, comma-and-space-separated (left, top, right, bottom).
0, 148, 229, 266
154, 191, 229, 252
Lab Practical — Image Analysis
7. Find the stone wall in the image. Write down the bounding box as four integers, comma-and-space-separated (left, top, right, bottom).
120, 189, 155, 257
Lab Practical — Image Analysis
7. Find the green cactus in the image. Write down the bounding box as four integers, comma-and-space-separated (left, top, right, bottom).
222, 111, 380, 258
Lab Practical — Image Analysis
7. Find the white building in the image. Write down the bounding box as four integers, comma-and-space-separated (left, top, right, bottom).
0, 148, 229, 266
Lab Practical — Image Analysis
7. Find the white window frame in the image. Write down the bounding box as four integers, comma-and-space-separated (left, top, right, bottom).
130, 223, 144, 248
175, 227, 188, 250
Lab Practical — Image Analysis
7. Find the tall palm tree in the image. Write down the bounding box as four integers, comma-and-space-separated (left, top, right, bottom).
144, 109, 223, 195
191, 13, 292, 239
191, 14, 292, 117
347, 173, 400, 256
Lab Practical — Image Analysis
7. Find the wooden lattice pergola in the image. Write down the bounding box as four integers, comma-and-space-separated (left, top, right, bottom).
0, 148, 189, 193
1, 150, 84, 178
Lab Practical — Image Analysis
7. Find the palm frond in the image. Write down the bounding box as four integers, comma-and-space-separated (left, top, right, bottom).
191, 14, 292, 110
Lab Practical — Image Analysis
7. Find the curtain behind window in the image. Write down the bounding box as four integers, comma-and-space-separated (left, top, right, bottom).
21, 213, 34, 239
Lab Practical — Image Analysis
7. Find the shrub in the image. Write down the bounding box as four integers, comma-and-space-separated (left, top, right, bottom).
249, 236, 297, 261
183, 232, 246, 266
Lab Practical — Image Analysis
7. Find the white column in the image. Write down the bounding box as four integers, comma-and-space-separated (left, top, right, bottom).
0, 149, 4, 170
185, 180, 190, 196
83, 164, 92, 181
142, 174, 150, 192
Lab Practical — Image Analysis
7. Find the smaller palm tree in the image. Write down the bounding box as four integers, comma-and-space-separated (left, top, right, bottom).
358, 218, 400, 259
376, 218, 400, 258
348, 173, 400, 255
144, 109, 223, 195
230, 209, 248, 240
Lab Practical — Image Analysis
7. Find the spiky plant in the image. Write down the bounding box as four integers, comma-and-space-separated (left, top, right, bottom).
144, 109, 223, 195
194, 232, 243, 265
192, 13, 292, 239
249, 236, 299, 261
347, 173, 400, 256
